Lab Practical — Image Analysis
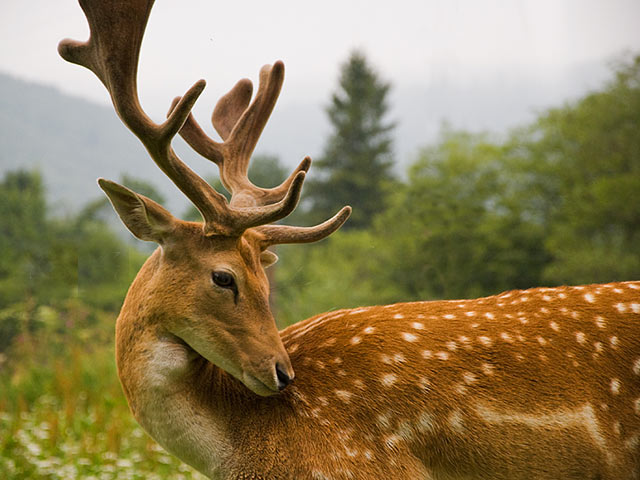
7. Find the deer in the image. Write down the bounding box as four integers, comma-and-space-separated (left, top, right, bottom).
58, 0, 640, 478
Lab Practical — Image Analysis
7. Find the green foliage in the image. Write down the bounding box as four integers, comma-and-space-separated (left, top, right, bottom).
0, 301, 206, 480
273, 231, 397, 325
372, 129, 549, 300
508, 55, 640, 284
304, 51, 396, 230
274, 53, 640, 323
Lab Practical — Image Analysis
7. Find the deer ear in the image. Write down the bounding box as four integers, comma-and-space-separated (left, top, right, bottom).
260, 250, 279, 269
98, 178, 176, 243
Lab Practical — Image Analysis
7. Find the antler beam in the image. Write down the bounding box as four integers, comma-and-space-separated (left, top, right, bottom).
58, 0, 349, 240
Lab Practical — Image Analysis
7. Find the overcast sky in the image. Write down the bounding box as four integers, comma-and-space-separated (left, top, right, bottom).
2, 0, 640, 164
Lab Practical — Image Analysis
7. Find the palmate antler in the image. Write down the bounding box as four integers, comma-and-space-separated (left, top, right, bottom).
58, 0, 349, 241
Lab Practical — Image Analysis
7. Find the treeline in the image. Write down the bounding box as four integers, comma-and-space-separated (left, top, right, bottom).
0, 54, 639, 332
273, 53, 640, 324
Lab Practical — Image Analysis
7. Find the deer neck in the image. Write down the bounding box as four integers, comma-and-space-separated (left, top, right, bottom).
115, 249, 234, 478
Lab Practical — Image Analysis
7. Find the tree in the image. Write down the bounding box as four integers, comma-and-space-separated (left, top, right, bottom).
510, 54, 640, 284
0, 170, 48, 306
305, 51, 395, 230
373, 129, 549, 300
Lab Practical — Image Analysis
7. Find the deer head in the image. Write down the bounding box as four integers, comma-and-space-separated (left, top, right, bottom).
58, 0, 350, 397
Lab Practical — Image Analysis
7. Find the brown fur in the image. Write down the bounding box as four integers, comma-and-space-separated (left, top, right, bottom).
116, 247, 640, 479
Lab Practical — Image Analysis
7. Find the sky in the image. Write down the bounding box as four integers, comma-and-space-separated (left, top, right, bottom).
2, 0, 640, 165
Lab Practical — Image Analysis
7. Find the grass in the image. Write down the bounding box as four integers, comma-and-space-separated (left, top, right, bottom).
0, 300, 207, 479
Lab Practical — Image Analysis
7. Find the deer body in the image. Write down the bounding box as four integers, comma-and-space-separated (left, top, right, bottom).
58, 1, 639, 478
119, 265, 640, 479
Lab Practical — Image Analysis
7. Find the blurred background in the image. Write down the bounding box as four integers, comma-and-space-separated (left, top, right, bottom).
1, 0, 639, 478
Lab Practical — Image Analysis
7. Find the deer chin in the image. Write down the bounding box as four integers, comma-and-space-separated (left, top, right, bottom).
242, 372, 281, 397
169, 329, 281, 397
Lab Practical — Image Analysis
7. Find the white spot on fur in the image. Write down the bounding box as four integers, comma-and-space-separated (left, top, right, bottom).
626, 434, 640, 450
584, 293, 595, 303
376, 412, 392, 429
318, 396, 329, 406
422, 350, 432, 359
634, 398, 640, 414
363, 326, 375, 334
455, 383, 468, 395
537, 336, 548, 346
384, 434, 401, 449
610, 336, 619, 349
332, 357, 343, 364
628, 283, 640, 290
478, 336, 493, 347
549, 321, 560, 331
465, 311, 476, 317
463, 372, 477, 384
436, 351, 449, 360
393, 313, 404, 319
448, 410, 465, 433
349, 307, 370, 315
444, 314, 455, 320
393, 353, 406, 363
500, 332, 513, 343
412, 322, 424, 330
484, 312, 495, 320
615, 303, 627, 313
482, 363, 495, 375
417, 376, 431, 391
613, 422, 621, 435
539, 307, 549, 314
575, 332, 586, 344
417, 412, 435, 433
381, 374, 397, 387
631, 303, 640, 314
350, 336, 361, 345
446, 341, 458, 351
633, 358, 640, 375
353, 379, 365, 389
288, 344, 299, 353
542, 295, 552, 301
610, 379, 621, 395
594, 342, 603, 353
316, 360, 326, 369
402, 332, 418, 343
595, 316, 606, 329
312, 470, 331, 480
335, 390, 353, 403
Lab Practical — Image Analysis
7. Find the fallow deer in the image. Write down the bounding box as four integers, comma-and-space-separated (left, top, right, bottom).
59, 0, 640, 478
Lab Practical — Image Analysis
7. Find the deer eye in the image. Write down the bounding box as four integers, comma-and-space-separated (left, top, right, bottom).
212, 271, 236, 290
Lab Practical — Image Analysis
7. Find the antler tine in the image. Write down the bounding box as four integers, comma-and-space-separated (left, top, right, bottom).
58, 0, 234, 233
171, 62, 311, 208
256, 206, 352, 247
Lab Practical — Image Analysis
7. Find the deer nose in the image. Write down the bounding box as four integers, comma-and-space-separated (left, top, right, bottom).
276, 363, 294, 390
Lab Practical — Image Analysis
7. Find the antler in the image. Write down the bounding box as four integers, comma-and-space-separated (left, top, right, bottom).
170, 62, 312, 209
59, 0, 349, 242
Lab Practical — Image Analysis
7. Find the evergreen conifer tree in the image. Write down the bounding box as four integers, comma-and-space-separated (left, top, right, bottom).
305, 51, 395, 229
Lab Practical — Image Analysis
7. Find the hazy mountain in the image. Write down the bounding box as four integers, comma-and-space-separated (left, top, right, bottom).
0, 59, 612, 215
